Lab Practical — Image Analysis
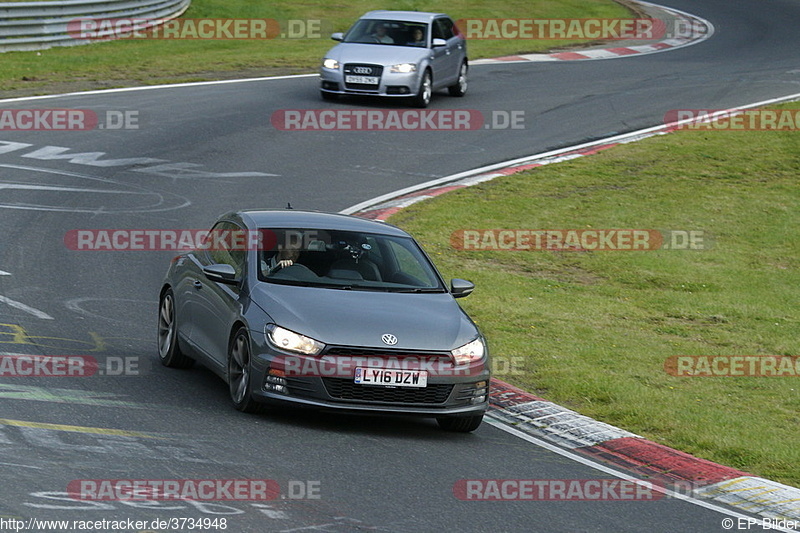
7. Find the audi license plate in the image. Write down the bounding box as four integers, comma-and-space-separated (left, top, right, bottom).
354, 367, 427, 388
345, 75, 379, 85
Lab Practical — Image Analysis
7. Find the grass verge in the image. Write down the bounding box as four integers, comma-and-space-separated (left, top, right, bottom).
389, 103, 800, 487
0, 0, 631, 94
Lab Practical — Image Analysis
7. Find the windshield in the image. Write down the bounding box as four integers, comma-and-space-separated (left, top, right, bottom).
257, 228, 446, 292
342, 19, 429, 47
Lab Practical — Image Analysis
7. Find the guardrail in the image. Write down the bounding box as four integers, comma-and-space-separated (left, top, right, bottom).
0, 0, 191, 52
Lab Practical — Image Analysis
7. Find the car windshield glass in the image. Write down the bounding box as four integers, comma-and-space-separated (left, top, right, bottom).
257, 228, 445, 292
342, 20, 428, 47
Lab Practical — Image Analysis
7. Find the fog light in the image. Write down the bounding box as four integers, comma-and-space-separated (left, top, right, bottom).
471, 381, 489, 404
264, 369, 288, 394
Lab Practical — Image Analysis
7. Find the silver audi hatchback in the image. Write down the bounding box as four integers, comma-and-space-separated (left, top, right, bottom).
158, 210, 489, 432
319, 11, 468, 108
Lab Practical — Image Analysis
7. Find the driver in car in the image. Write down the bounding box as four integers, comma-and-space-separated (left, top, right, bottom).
263, 238, 302, 275
371, 23, 394, 44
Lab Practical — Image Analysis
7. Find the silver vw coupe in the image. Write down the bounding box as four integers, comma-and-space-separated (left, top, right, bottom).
158, 210, 489, 432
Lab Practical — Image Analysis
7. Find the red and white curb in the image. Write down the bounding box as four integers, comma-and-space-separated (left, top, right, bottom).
471, 1, 714, 64
344, 92, 800, 525
489, 380, 800, 523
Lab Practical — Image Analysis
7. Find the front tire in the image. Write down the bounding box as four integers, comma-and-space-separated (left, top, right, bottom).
448, 61, 468, 97
437, 414, 484, 432
228, 328, 261, 413
158, 289, 194, 369
412, 70, 432, 108
321, 90, 339, 102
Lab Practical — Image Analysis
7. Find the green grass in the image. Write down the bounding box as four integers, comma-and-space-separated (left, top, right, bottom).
389, 103, 800, 487
0, 0, 631, 93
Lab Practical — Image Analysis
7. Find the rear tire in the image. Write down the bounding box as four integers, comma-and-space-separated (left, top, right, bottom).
158, 289, 194, 369
228, 328, 262, 413
437, 414, 484, 432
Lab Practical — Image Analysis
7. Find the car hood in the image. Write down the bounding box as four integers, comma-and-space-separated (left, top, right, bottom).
250, 283, 478, 352
324, 43, 429, 66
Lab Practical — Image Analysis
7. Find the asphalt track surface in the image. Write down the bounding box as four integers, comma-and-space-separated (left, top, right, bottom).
0, 0, 798, 531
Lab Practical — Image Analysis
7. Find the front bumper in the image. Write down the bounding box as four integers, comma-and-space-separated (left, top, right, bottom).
320, 66, 421, 97
250, 344, 490, 417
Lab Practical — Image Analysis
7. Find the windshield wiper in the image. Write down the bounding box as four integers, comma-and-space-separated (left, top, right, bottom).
265, 279, 319, 287
342, 284, 394, 292
389, 287, 447, 293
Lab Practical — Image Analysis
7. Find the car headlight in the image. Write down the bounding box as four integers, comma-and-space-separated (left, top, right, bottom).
265, 325, 324, 355
390, 63, 417, 73
322, 58, 339, 70
451, 338, 485, 366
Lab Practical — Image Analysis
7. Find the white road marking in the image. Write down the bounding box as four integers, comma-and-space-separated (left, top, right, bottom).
0, 295, 53, 320
0, 74, 320, 104
0, 462, 43, 470
0, 183, 148, 194
0, 270, 10, 276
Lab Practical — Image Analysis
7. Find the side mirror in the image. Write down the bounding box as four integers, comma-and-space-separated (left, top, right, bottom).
450, 278, 474, 298
331, 32, 344, 41
203, 264, 238, 284
432, 38, 447, 47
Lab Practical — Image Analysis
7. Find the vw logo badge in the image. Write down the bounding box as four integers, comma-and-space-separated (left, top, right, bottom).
381, 333, 398, 346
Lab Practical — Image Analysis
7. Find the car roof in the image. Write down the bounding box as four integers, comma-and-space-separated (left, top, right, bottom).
220, 209, 412, 237
360, 11, 448, 24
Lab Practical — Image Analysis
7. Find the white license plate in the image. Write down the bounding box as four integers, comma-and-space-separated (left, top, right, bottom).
345, 75, 379, 85
354, 367, 427, 388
